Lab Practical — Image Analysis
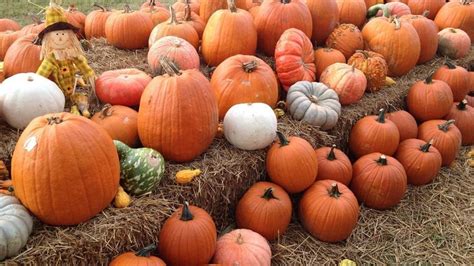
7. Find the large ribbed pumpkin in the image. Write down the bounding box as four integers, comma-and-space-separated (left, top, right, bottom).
307, 0, 339, 45
138, 59, 218, 162
0, 30, 20, 61
319, 63, 367, 105
314, 48, 346, 80
444, 100, 474, 145
407, 75, 454, 122
210, 54, 278, 120
11, 113, 120, 225
351, 153, 407, 210
349, 109, 400, 158
336, 0, 367, 28
418, 119, 462, 166
202, 0, 257, 66
326, 24, 364, 60
254, 0, 312, 56
147, 36, 200, 75
434, 0, 474, 44
275, 28, 316, 91
437, 28, 471, 60
315, 145, 352, 186
200, 0, 227, 22
400, 13, 439, 64
85, 4, 112, 39
299, 180, 359, 243
0, 19, 21, 32
105, 6, 154, 49
159, 202, 217, 265
347, 50, 388, 92
266, 132, 318, 194
3, 34, 41, 77
395, 139, 442, 186
386, 110, 418, 141
433, 62, 470, 102
91, 104, 139, 147
362, 14, 420, 76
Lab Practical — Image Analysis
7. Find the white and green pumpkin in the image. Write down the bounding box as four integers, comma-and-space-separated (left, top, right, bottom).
114, 140, 165, 196
0, 194, 33, 261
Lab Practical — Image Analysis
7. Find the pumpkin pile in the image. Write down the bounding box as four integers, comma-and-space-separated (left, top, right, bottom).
0, 0, 473, 264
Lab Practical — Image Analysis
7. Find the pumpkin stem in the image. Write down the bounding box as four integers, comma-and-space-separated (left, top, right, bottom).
183, 2, 192, 21
438, 120, 455, 132
135, 244, 157, 257
421, 10, 430, 18
420, 139, 433, 153
180, 201, 194, 221
281, 0, 291, 3
47, 116, 63, 125
28, 14, 42, 25
99, 104, 113, 118
424, 73, 434, 84
236, 233, 244, 245
92, 3, 107, 12
376, 155, 388, 166
392, 16, 401, 30
276, 131, 290, 147
227, 0, 238, 12
148, 0, 157, 7
445, 61, 456, 69
327, 144, 337, 161
367, 4, 390, 19
376, 108, 386, 123
123, 4, 131, 13
329, 183, 342, 198
262, 187, 279, 200
457, 100, 468, 110
159, 56, 182, 76
358, 50, 370, 59
169, 6, 180, 25
242, 61, 258, 73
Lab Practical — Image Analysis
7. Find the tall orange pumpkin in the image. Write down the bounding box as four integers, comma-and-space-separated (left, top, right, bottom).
315, 145, 352, 186
434, 0, 474, 44
266, 132, 318, 194
137, 59, 218, 162
275, 28, 316, 91
176, 3, 206, 38
326, 24, 364, 60
159, 202, 217, 265
386, 110, 418, 141
3, 34, 41, 77
407, 0, 445, 19
85, 4, 112, 39
418, 119, 462, 166
433, 62, 470, 102
362, 14, 421, 77
0, 30, 20, 61
400, 13, 439, 64
210, 54, 278, 120
306, 0, 339, 45
105, 5, 154, 49
254, 0, 312, 56
0, 18, 21, 32
200, 0, 227, 22
201, 0, 257, 66
336, 0, 367, 28
444, 100, 474, 145
314, 48, 346, 80
349, 109, 400, 158
12, 113, 120, 225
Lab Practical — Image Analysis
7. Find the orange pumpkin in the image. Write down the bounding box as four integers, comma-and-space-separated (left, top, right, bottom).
376, 2, 412, 17
348, 50, 389, 92
444, 100, 474, 145
435, 0, 474, 44
418, 119, 462, 166
91, 105, 139, 148
307, 0, 339, 45
407, 75, 454, 122
19, 16, 45, 36
407, 0, 445, 19
176, 3, 206, 38
395, 139, 442, 186
299, 180, 359, 242
433, 62, 470, 102
254, 0, 312, 56
141, 0, 165, 9
148, 36, 200, 75
173, 0, 201, 14
3, 34, 41, 77
320, 63, 367, 105
138, 59, 218, 162
210, 54, 278, 120
200, 0, 227, 22
266, 132, 318, 194
12, 113, 120, 225
275, 28, 316, 91
0, 30, 20, 61
0, 18, 21, 32
326, 24, 364, 60
351, 153, 407, 210
314, 48, 346, 81
202, 0, 257, 66
140, 5, 171, 26
236, 181, 292, 241
109, 244, 166, 266
362, 15, 421, 77
336, 0, 367, 28
105, 5, 154, 49
85, 4, 112, 39
400, 13, 439, 64
148, 7, 199, 49
315, 145, 352, 186
386, 110, 418, 141
349, 109, 400, 158
159, 202, 217, 265
64, 4, 86, 38
437, 28, 471, 60
365, 0, 384, 9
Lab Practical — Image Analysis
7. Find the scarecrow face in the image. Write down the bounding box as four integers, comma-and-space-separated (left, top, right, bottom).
47, 29, 73, 50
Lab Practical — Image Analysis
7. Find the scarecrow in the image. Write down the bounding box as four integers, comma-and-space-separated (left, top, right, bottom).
34, 2, 96, 117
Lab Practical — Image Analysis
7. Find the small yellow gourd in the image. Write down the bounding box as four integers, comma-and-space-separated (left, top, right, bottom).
114, 186, 131, 208
339, 259, 357, 266
176, 169, 202, 184
273, 108, 285, 118
216, 123, 224, 138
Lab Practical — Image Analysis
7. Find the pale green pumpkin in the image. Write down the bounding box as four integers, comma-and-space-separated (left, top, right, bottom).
114, 140, 165, 196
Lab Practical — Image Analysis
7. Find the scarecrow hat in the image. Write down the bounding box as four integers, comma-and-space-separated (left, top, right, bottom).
34, 5, 79, 45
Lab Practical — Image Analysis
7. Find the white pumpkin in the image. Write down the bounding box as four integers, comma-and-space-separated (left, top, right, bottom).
223, 103, 277, 150
0, 73, 65, 129
0, 194, 33, 261
287, 81, 341, 130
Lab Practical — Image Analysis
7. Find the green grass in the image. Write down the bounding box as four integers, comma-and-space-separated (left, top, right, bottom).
1, 0, 173, 25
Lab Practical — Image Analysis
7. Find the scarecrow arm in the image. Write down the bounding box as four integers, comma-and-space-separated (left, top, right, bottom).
74, 55, 95, 79
36, 57, 54, 78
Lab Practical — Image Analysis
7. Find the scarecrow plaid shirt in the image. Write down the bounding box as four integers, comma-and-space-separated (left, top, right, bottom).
36, 53, 95, 97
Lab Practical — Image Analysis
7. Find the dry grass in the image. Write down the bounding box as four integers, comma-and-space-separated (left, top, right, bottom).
1, 40, 473, 264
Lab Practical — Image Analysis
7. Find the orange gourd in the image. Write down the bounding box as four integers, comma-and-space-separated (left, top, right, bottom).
176, 3, 206, 38
418, 119, 462, 166
140, 5, 171, 26
91, 105, 139, 148
348, 50, 389, 92
314, 48, 346, 80
433, 62, 470, 102
444, 100, 474, 145
319, 63, 367, 105
173, 0, 201, 14
386, 110, 418, 141
314, 145, 352, 186
326, 24, 364, 60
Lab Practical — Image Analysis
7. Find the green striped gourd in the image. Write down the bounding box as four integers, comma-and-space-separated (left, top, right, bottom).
114, 140, 165, 196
